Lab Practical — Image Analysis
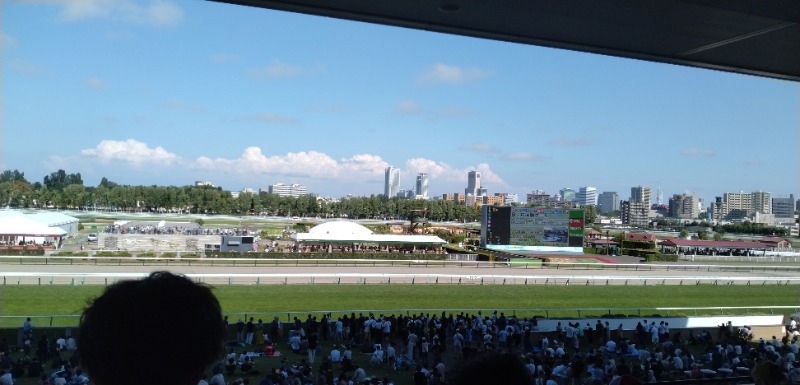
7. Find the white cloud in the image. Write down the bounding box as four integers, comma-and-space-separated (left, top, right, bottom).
81, 139, 180, 165
1, 31, 17, 51
50, 0, 183, 26
397, 100, 420, 114
405, 158, 506, 187
194, 147, 388, 180
210, 53, 240, 63
417, 63, 494, 85
502, 152, 549, 161
162, 101, 206, 112
682, 147, 716, 156
246, 113, 301, 125
86, 77, 106, 89
459, 143, 499, 153
249, 61, 304, 79
549, 137, 594, 147
9, 59, 47, 76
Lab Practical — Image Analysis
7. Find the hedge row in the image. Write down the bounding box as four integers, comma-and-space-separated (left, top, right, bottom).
644, 254, 679, 262
0, 247, 46, 256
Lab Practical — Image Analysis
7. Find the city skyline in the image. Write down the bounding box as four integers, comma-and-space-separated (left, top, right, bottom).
4, 1, 797, 205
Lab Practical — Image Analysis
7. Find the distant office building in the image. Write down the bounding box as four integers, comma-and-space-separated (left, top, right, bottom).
526, 190, 550, 206
772, 195, 795, 218
711, 191, 774, 220
465, 170, 481, 196
195, 181, 214, 187
481, 195, 505, 205
504, 193, 519, 204
656, 187, 664, 206
631, 186, 652, 207
621, 200, 649, 227
752, 191, 772, 214
477, 187, 488, 197
559, 188, 576, 202
384, 167, 400, 198
415, 173, 429, 199
597, 192, 619, 214
668, 194, 700, 219
268, 183, 307, 197
576, 186, 597, 206
442, 193, 466, 204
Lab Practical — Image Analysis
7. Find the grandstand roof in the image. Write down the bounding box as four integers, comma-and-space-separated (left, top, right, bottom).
27, 212, 79, 226
0, 216, 67, 237
293, 220, 446, 244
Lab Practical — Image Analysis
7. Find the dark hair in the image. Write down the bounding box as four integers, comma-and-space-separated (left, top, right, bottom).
448, 353, 532, 385
78, 271, 225, 385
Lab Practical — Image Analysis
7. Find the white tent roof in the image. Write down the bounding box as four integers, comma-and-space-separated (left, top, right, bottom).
0, 216, 67, 236
293, 220, 445, 245
27, 212, 79, 226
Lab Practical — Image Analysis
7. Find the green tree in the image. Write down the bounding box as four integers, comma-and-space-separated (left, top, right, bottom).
713, 232, 723, 241
697, 230, 709, 240
679, 229, 689, 238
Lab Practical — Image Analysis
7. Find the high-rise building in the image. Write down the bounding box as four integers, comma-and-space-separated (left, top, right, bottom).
597, 192, 619, 214
465, 170, 481, 196
576, 186, 597, 206
709, 191, 777, 220
631, 186, 652, 207
772, 195, 795, 218
526, 190, 551, 206
415, 173, 429, 199
668, 194, 700, 219
384, 167, 400, 198
559, 188, 576, 202
752, 191, 772, 214
621, 200, 649, 226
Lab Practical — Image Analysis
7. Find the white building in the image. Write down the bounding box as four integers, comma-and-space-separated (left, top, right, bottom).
415, 173, 429, 199
576, 186, 597, 206
384, 167, 400, 198
268, 183, 308, 197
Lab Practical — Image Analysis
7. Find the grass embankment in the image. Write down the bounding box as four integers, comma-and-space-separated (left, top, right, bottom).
1, 284, 796, 327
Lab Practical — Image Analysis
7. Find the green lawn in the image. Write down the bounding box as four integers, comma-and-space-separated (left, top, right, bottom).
1, 284, 797, 327
1, 283, 797, 385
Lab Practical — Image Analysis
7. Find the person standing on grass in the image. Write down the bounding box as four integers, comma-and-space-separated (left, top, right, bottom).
78, 271, 225, 385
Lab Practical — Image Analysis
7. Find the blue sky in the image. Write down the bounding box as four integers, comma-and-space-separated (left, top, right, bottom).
3, 0, 798, 205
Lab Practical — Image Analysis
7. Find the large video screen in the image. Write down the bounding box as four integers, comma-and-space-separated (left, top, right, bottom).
481, 206, 584, 250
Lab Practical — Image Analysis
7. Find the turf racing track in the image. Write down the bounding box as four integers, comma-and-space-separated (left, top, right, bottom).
2, 261, 800, 286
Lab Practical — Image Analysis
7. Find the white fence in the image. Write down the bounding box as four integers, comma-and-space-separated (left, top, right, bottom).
2, 271, 800, 286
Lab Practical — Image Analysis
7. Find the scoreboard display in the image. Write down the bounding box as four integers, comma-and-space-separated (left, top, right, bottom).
482, 206, 584, 248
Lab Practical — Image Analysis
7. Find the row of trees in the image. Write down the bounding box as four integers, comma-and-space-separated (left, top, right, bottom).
0, 169, 482, 221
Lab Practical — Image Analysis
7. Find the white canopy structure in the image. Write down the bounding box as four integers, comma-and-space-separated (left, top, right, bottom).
293, 220, 446, 245
0, 215, 67, 245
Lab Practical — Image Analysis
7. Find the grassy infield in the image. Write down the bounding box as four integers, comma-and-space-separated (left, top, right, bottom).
2, 284, 798, 326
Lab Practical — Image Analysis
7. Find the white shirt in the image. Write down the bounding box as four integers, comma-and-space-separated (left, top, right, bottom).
0, 372, 13, 385
330, 349, 341, 362
209, 373, 226, 385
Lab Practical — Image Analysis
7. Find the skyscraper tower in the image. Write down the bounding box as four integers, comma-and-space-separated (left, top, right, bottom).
465, 170, 481, 196
656, 187, 664, 206
631, 186, 652, 207
415, 173, 429, 198
384, 167, 400, 198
